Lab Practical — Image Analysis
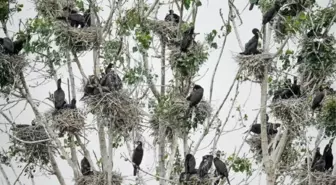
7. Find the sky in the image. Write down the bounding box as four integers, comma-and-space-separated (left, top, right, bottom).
0, 0, 335, 185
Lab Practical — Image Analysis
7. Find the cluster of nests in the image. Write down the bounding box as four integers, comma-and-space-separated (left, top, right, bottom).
150, 97, 212, 139
10, 123, 50, 165
81, 64, 142, 133
75, 172, 123, 185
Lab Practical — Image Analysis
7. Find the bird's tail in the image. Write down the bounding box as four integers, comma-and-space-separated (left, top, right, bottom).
249, 3, 254, 10
226, 177, 231, 185
133, 165, 137, 176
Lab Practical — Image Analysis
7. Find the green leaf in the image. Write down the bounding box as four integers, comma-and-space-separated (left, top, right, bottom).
285, 49, 294, 55
184, 0, 191, 10
196, 0, 202, 7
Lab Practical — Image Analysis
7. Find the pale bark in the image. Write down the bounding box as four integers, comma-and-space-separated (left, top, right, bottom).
49, 148, 66, 185
72, 50, 88, 81
0, 164, 10, 185
107, 127, 114, 185
75, 134, 97, 171
143, 53, 160, 99
97, 118, 108, 173
165, 134, 178, 182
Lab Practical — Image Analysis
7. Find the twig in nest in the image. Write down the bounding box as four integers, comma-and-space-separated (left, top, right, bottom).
75, 171, 123, 185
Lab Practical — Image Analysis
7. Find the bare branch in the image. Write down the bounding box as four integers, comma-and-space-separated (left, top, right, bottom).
0, 164, 11, 185
142, 53, 160, 99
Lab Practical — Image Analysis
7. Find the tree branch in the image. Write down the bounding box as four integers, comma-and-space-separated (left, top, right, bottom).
0, 164, 11, 185
142, 53, 160, 100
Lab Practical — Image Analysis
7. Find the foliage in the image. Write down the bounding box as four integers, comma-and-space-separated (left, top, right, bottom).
317, 97, 336, 137
123, 66, 146, 85
227, 154, 252, 176
0, 0, 23, 22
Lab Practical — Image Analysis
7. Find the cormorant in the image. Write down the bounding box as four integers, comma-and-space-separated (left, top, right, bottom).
312, 86, 325, 111
214, 153, 230, 185
184, 154, 197, 181
84, 9, 91, 27
249, 0, 259, 11
64, 98, 77, 109
57, 8, 85, 28
198, 155, 213, 178
164, 10, 180, 24
291, 77, 301, 97
248, 123, 280, 135
240, 28, 261, 55
262, 1, 282, 25
312, 157, 325, 172
186, 85, 204, 108
0, 37, 14, 54
132, 141, 144, 176
80, 157, 93, 176
180, 26, 195, 52
13, 33, 31, 55
280, 79, 294, 99
312, 147, 322, 167
54, 79, 66, 110
100, 63, 123, 91
324, 140, 334, 171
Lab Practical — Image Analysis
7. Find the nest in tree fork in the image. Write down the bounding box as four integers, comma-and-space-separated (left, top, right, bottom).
0, 54, 26, 88
10, 125, 50, 165
270, 98, 310, 129
54, 22, 98, 52
246, 134, 276, 163
146, 20, 179, 45
233, 53, 274, 83
75, 172, 123, 185
179, 173, 212, 185
35, 0, 75, 17
47, 108, 86, 135
83, 91, 142, 132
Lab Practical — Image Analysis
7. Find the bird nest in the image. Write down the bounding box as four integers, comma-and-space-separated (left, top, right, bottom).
316, 96, 336, 137
270, 98, 310, 128
83, 90, 142, 132
298, 171, 336, 185
10, 125, 50, 165
35, 0, 74, 17
47, 108, 86, 136
146, 19, 179, 44
54, 23, 98, 52
75, 172, 123, 185
0, 54, 26, 89
179, 174, 212, 185
150, 98, 212, 139
246, 135, 274, 163
234, 53, 273, 83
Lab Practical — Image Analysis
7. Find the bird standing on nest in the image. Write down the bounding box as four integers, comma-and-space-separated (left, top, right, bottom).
184, 153, 197, 181
240, 28, 262, 55
198, 155, 213, 179
0, 37, 14, 55
81, 157, 93, 176
54, 79, 66, 110
291, 77, 301, 97
181, 26, 195, 52
249, 0, 259, 10
57, 7, 86, 28
312, 86, 326, 111
12, 32, 31, 55
164, 10, 180, 24
132, 141, 144, 176
214, 151, 230, 185
100, 63, 123, 91
262, 1, 282, 25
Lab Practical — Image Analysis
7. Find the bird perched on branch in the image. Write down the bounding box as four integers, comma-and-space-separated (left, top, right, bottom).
164, 10, 180, 24
245, 114, 281, 135
12, 32, 31, 55
249, 0, 259, 10
240, 28, 261, 55
81, 157, 93, 176
185, 85, 204, 118
181, 26, 195, 52
57, 7, 85, 28
132, 141, 144, 176
54, 79, 66, 110
184, 154, 197, 181
324, 139, 334, 171
214, 151, 230, 185
262, 1, 282, 25
100, 63, 123, 91
198, 155, 213, 178
0, 37, 14, 55
312, 86, 326, 111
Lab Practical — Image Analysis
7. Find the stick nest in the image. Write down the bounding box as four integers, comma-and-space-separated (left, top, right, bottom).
75, 172, 123, 185
83, 91, 142, 132
47, 108, 86, 136
298, 171, 336, 185
150, 98, 211, 139
0, 54, 26, 89
246, 135, 275, 163
55, 23, 98, 52
179, 173, 212, 185
234, 54, 273, 83
146, 20, 180, 45
10, 125, 50, 165
270, 98, 310, 128
35, 0, 74, 17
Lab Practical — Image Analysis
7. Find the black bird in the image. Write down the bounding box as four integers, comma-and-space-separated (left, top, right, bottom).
312, 86, 325, 111
262, 1, 282, 25
12, 33, 31, 55
184, 154, 197, 181
100, 63, 123, 91
312, 156, 326, 172
249, 0, 259, 10
132, 141, 144, 176
312, 147, 322, 167
164, 10, 180, 24
80, 157, 93, 176
64, 98, 77, 109
0, 37, 14, 54
214, 154, 230, 185
248, 123, 280, 135
57, 8, 85, 28
186, 85, 204, 107
280, 79, 294, 99
324, 140, 334, 171
198, 155, 213, 178
84, 9, 91, 27
54, 79, 66, 110
291, 77, 301, 97
240, 28, 261, 55
181, 26, 195, 52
